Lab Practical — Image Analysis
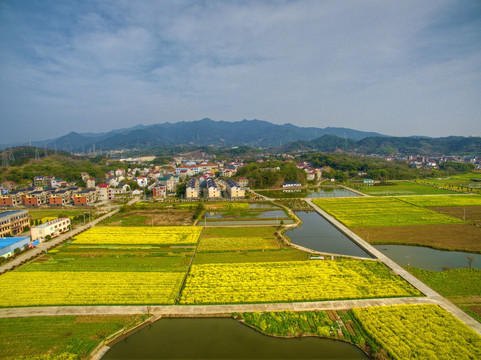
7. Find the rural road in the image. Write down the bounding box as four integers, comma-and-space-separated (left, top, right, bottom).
0, 296, 438, 318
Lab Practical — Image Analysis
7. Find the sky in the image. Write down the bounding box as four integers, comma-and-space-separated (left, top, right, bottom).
1, 0, 480, 144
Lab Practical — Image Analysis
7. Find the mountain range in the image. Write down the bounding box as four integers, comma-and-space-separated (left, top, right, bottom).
7, 118, 386, 152
1, 118, 479, 156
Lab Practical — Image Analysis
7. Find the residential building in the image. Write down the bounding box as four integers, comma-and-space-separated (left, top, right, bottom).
34, 176, 55, 187
136, 177, 148, 188
73, 189, 97, 205
0, 237, 31, 258
282, 182, 302, 188
237, 178, 249, 188
225, 179, 245, 199
22, 190, 49, 206
114, 183, 131, 194
0, 210, 29, 237
0, 192, 21, 207
31, 217, 71, 241
49, 189, 71, 206
86, 178, 96, 188
185, 178, 199, 199
204, 178, 221, 199
96, 184, 114, 201
1, 181, 16, 191
152, 185, 167, 199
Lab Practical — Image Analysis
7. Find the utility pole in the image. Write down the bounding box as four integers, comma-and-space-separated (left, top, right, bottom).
463, 208, 466, 221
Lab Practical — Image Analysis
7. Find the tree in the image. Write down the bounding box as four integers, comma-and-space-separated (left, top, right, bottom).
176, 182, 186, 198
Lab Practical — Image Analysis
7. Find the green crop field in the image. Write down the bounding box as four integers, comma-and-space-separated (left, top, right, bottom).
353, 304, 481, 360
0, 315, 148, 359
193, 248, 309, 264
180, 258, 420, 304
353, 181, 457, 196
202, 226, 278, 238
312, 197, 462, 227
198, 237, 280, 251
407, 267, 481, 298
396, 195, 481, 207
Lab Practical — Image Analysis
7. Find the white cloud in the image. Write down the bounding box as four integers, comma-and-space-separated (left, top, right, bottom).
0, 0, 480, 143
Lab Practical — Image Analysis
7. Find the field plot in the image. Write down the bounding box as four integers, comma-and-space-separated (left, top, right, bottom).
0, 315, 148, 359
353, 181, 457, 196
102, 202, 197, 226
397, 195, 481, 207
180, 258, 420, 304
199, 237, 279, 251
0, 271, 184, 306
199, 226, 280, 251
353, 223, 481, 253
73, 226, 202, 245
407, 267, 481, 321
195, 226, 308, 264
352, 304, 481, 360
29, 208, 95, 224
17, 248, 192, 272
312, 197, 462, 227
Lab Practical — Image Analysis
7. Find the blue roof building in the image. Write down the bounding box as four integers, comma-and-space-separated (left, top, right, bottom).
0, 236, 30, 258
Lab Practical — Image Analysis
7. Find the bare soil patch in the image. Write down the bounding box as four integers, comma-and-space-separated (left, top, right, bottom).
352, 223, 481, 253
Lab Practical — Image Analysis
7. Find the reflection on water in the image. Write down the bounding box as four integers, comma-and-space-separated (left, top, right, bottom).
375, 245, 481, 271
287, 211, 372, 258
103, 318, 369, 359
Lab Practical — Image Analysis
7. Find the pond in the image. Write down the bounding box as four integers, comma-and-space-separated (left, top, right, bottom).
248, 202, 278, 209
374, 245, 481, 271
287, 212, 372, 258
257, 187, 359, 199
103, 318, 368, 360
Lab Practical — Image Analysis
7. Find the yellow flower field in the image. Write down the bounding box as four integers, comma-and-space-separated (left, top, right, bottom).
73, 226, 202, 245
180, 259, 420, 304
352, 304, 481, 360
0, 271, 184, 306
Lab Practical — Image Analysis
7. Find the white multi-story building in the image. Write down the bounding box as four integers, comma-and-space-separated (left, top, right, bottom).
31, 217, 71, 241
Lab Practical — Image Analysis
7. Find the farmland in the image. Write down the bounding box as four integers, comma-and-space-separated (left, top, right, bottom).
352, 304, 481, 360
397, 195, 481, 207
196, 226, 308, 263
73, 226, 202, 245
352, 224, 481, 253
0, 271, 184, 306
101, 202, 198, 226
0, 315, 149, 359
312, 197, 462, 227
180, 258, 420, 304
352, 181, 458, 196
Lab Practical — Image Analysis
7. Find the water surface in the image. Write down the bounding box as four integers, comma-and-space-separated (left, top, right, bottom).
103, 318, 368, 360
287, 212, 372, 258
257, 187, 359, 199
375, 245, 481, 271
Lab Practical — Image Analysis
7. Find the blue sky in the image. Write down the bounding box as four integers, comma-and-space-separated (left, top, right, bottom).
1, 0, 480, 144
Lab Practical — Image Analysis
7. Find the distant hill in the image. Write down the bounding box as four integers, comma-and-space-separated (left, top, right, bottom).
280, 134, 481, 156
9, 118, 387, 152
